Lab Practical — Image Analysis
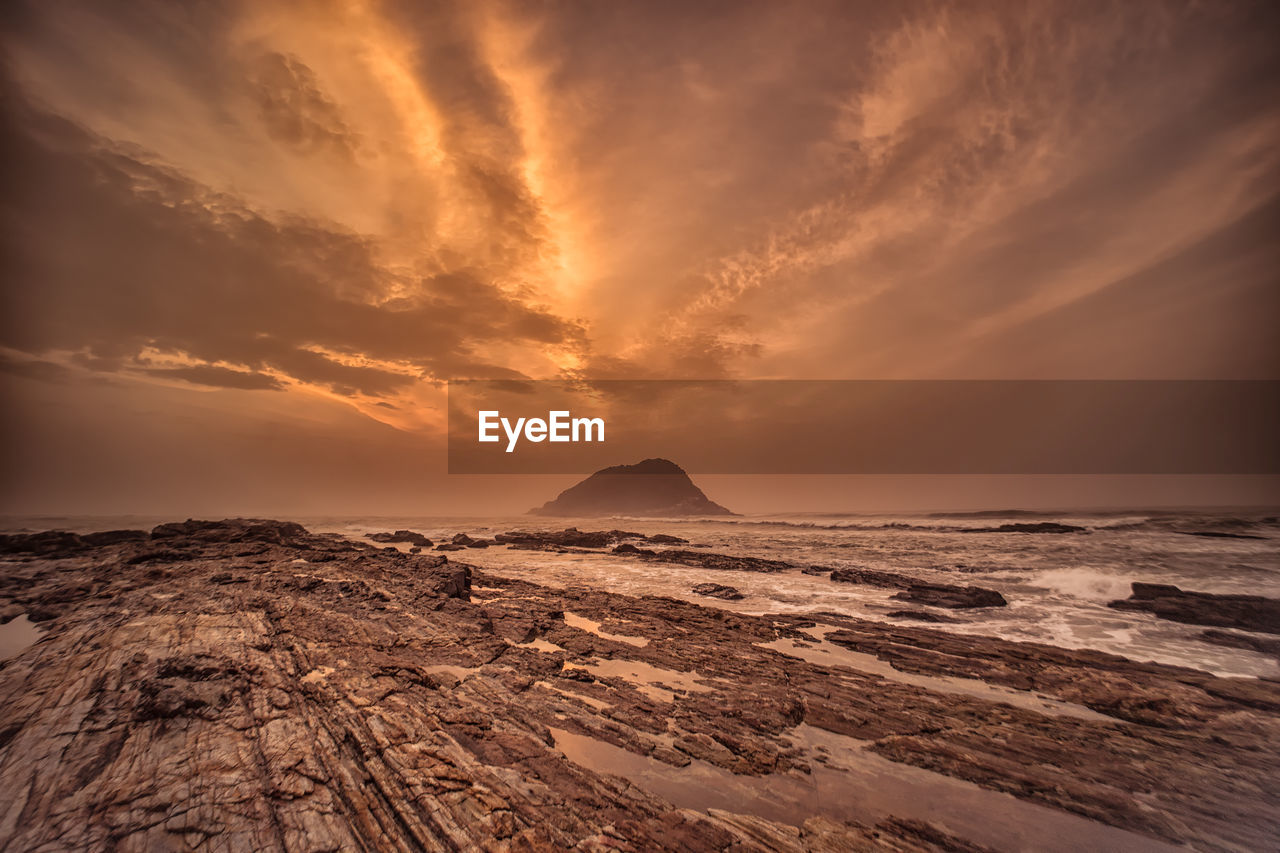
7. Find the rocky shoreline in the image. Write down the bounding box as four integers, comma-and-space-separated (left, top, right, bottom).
1, 519, 1278, 851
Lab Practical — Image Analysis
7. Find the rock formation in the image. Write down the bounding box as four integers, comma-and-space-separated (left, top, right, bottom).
890, 584, 1008, 610
529, 458, 735, 517
691, 583, 745, 601
621, 548, 794, 573
0, 520, 1277, 851
830, 567, 1008, 609
1108, 582, 1280, 634
366, 530, 433, 546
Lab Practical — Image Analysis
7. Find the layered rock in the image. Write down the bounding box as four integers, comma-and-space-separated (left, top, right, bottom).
0, 520, 1277, 851
890, 584, 1008, 609
496, 528, 640, 548
529, 458, 734, 517
620, 548, 794, 573
1108, 582, 1280, 635
831, 567, 1008, 609
1198, 629, 1280, 660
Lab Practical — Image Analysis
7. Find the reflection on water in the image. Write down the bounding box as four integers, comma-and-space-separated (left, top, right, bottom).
0, 615, 42, 661
564, 658, 714, 704
760, 626, 1118, 722
564, 611, 650, 647
518, 638, 567, 654
549, 724, 1179, 853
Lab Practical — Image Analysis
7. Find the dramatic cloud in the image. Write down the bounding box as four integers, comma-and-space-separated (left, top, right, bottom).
0, 94, 585, 422
1, 0, 1276, 512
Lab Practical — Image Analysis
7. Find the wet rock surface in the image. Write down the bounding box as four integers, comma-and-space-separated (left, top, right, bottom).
831, 567, 1007, 609
0, 528, 150, 555
624, 548, 795, 573
890, 584, 1008, 610
1198, 629, 1280, 660
691, 583, 745, 601
1109, 582, 1280, 635
0, 519, 1276, 851
497, 528, 690, 549
366, 530, 433, 546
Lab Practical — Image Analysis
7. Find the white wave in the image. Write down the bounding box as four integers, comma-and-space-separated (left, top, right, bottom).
1033, 567, 1135, 602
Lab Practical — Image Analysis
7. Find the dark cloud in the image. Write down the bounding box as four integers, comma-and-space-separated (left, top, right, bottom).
256, 348, 414, 397
0, 96, 584, 395
142, 365, 283, 391
1, 0, 1278, 514
0, 354, 72, 382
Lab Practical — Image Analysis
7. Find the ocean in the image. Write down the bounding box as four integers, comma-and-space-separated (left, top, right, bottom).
5, 508, 1277, 679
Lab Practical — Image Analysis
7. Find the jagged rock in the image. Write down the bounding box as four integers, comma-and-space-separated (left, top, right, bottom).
613, 543, 656, 556
368, 530, 433, 546
1109, 583, 1280, 635
497, 528, 616, 548
0, 521, 1277, 851
528, 458, 735, 517
150, 518, 309, 545
891, 584, 1008, 610
498, 529, 688, 550
692, 583, 745, 601
812, 615, 1280, 724
829, 567, 921, 588
0, 530, 92, 555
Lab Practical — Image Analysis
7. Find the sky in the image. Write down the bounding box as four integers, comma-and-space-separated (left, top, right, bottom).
2, 0, 1278, 516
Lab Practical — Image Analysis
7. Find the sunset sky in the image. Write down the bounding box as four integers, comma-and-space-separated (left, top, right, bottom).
2, 0, 1278, 515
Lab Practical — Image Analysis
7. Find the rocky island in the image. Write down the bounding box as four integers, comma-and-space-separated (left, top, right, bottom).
529, 458, 735, 517
1, 518, 1278, 851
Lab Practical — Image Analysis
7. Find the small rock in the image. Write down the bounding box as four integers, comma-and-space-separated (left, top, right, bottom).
891, 584, 1007, 609
692, 583, 744, 601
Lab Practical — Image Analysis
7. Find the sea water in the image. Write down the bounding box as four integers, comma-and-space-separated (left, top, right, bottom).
5, 508, 1277, 678
315, 508, 1280, 679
